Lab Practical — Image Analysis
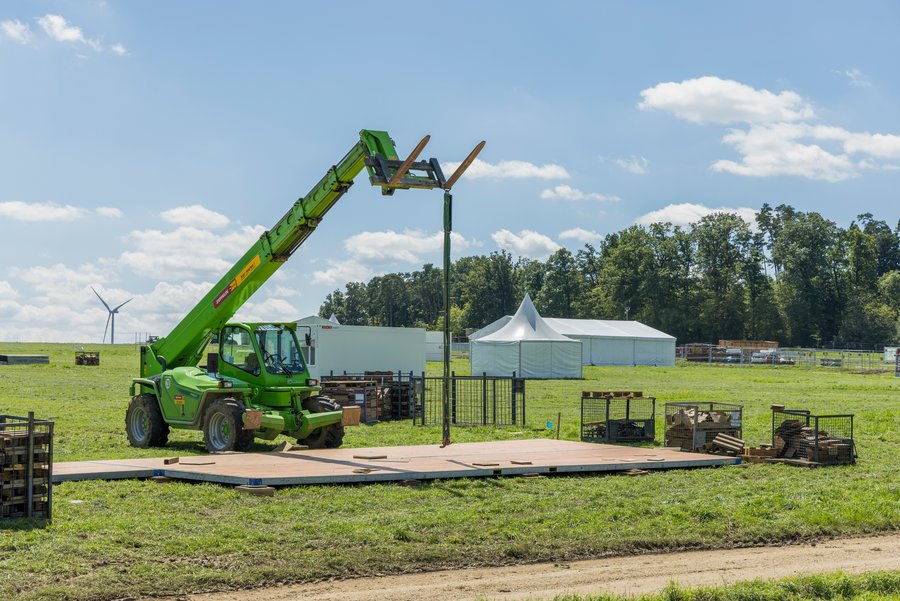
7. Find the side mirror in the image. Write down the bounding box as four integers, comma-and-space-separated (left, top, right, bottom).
305, 333, 312, 346
207, 353, 219, 375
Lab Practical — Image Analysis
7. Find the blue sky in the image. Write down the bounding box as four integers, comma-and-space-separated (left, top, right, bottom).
1, 1, 899, 342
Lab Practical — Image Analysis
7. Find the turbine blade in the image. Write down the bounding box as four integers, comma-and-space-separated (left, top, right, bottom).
92, 287, 111, 311
103, 313, 111, 344
114, 298, 133, 312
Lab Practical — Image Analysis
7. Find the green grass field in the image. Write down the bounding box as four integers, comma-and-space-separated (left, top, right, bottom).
548, 571, 900, 601
0, 343, 898, 601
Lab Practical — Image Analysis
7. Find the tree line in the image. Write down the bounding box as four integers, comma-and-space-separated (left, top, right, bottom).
319, 205, 900, 347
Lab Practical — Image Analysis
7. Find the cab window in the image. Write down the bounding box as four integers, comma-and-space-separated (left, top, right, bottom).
220, 326, 260, 376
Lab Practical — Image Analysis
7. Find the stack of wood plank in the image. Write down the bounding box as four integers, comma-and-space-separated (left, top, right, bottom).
1, 418, 52, 519
742, 446, 778, 463
773, 418, 854, 465
665, 408, 740, 451
706, 432, 744, 455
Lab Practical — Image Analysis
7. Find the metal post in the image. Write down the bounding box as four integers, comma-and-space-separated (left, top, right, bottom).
482, 372, 488, 425
442, 190, 452, 446
26, 412, 34, 518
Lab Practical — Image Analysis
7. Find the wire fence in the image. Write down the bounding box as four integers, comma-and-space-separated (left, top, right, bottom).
677, 345, 893, 372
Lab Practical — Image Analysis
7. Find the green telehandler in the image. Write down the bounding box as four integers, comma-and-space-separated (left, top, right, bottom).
126, 130, 483, 452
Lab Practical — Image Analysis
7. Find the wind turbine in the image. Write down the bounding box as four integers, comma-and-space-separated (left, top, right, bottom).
92, 287, 133, 344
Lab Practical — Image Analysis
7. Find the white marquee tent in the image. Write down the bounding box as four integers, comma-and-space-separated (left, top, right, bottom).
470, 295, 582, 379
470, 309, 676, 367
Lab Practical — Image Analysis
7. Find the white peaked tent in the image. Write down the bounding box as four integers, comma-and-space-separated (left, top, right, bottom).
470, 294, 582, 379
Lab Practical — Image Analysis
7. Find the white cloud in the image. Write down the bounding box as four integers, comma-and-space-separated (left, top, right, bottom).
0, 281, 20, 299
118, 224, 265, 278
1, 19, 32, 44
711, 123, 858, 182
160, 204, 231, 229
344, 229, 474, 263
837, 68, 871, 88
110, 43, 127, 56
233, 298, 299, 323
639, 76, 815, 125
710, 123, 900, 182
96, 206, 123, 218
270, 285, 302, 298
559, 228, 602, 243
442, 158, 569, 180
312, 260, 374, 286
492, 229, 561, 260
0, 200, 88, 221
641, 76, 900, 182
635, 203, 758, 228
540, 185, 620, 202
37, 14, 101, 51
616, 156, 649, 175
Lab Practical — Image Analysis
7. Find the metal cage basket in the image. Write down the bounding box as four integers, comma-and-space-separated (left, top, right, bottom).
581, 393, 655, 443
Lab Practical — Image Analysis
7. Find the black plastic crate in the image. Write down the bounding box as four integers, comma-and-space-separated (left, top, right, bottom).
772, 408, 855, 465
581, 394, 655, 443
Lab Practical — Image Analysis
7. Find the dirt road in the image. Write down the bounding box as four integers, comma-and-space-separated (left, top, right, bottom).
185, 534, 899, 601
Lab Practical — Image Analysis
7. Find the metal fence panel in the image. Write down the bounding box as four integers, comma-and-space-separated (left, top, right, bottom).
414, 373, 525, 426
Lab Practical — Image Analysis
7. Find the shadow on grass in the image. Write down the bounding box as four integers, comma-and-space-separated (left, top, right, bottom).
0, 517, 50, 531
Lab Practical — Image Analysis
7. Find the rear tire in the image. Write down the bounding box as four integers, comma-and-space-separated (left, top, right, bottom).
126, 393, 170, 448
297, 396, 345, 449
202, 398, 255, 453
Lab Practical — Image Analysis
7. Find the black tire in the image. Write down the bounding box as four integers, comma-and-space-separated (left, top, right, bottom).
126, 393, 170, 448
297, 396, 345, 449
202, 398, 255, 453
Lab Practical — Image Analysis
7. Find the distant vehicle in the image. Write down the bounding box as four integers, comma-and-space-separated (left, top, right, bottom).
750, 349, 793, 365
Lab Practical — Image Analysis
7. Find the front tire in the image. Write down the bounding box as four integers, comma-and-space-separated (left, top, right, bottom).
126, 393, 170, 448
297, 396, 345, 449
202, 398, 255, 453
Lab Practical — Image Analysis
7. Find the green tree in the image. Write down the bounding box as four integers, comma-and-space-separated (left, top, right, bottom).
536, 248, 585, 317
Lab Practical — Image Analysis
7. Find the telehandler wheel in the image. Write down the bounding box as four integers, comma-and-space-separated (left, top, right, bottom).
202, 398, 255, 453
126, 393, 170, 448
297, 396, 345, 449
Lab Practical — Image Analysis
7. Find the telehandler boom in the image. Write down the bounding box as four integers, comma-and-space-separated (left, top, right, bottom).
127, 130, 483, 452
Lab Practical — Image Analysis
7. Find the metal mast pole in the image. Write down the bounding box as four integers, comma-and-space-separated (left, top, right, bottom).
442, 190, 452, 447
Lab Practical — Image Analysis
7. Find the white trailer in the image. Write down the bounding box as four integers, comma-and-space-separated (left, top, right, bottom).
295, 316, 425, 379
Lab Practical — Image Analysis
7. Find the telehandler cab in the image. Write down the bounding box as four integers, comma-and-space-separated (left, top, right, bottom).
126, 130, 484, 452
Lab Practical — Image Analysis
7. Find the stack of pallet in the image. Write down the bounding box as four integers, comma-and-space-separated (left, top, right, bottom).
319, 380, 389, 423
366, 372, 417, 420
1, 415, 52, 520
773, 419, 853, 464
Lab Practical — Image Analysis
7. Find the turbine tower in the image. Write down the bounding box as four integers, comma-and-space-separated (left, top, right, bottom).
92, 287, 133, 344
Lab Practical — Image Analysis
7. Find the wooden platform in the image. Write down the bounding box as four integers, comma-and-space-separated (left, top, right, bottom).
0, 354, 49, 365
52, 440, 739, 487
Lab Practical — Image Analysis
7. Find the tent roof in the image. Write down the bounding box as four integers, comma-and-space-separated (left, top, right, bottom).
328, 313, 340, 324
296, 315, 336, 326
476, 294, 577, 343
543, 318, 675, 341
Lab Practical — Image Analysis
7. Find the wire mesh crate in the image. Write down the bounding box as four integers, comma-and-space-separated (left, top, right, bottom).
771, 408, 856, 465
664, 402, 743, 452
581, 393, 655, 443
0, 413, 53, 520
